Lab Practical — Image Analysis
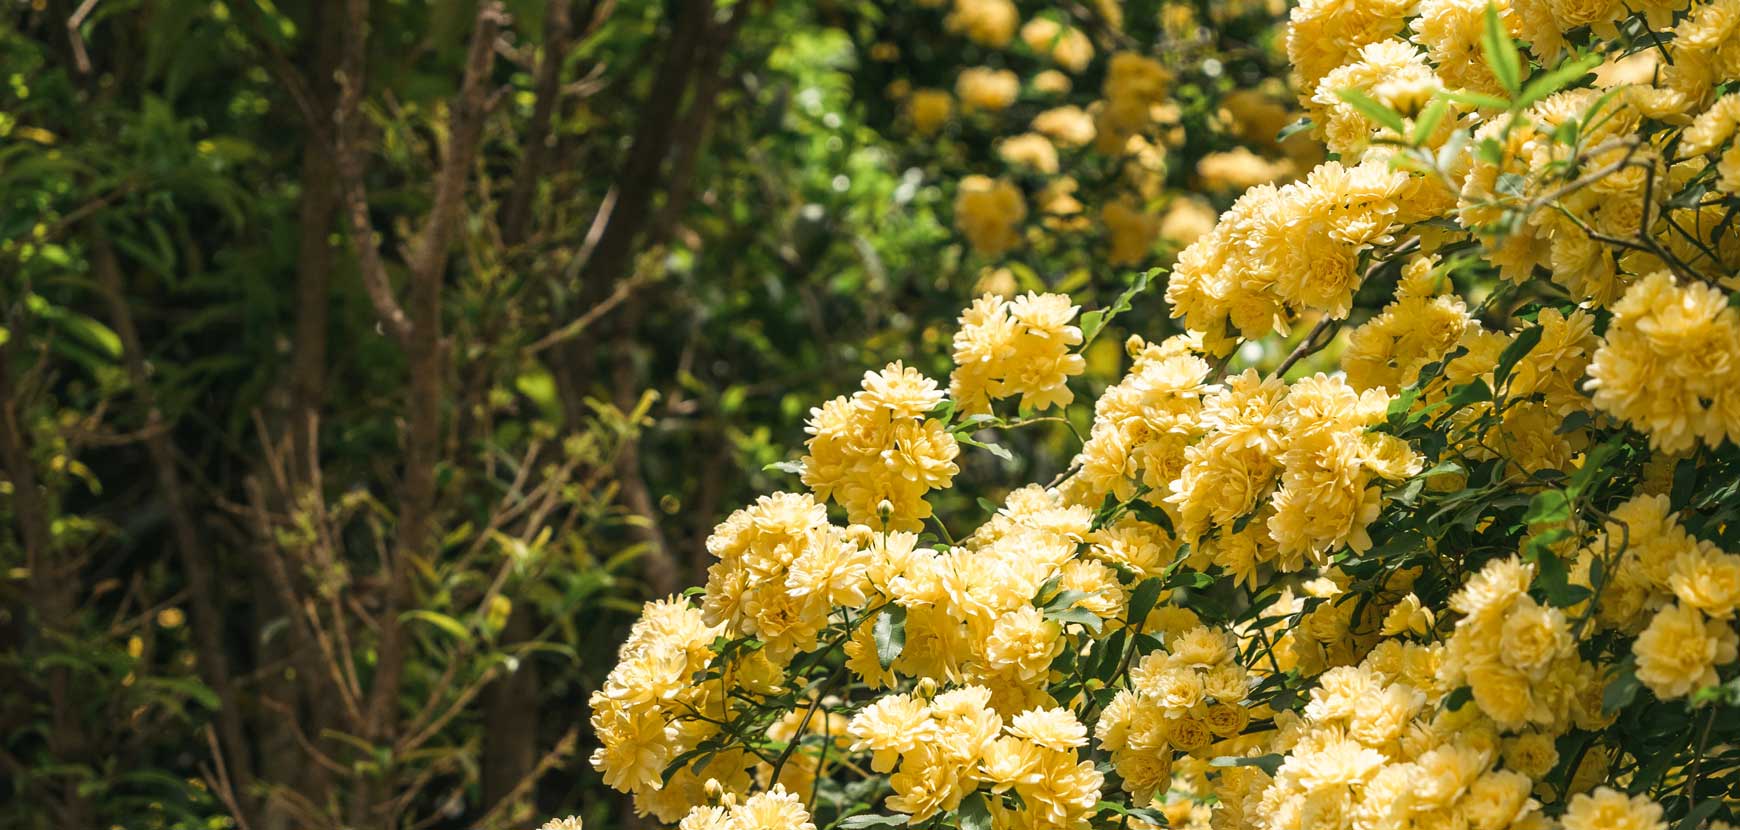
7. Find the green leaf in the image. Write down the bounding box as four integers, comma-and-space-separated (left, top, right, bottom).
1277, 117, 1315, 142
1095, 628, 1129, 681
1412, 97, 1450, 145
29, 296, 123, 362
138, 675, 220, 712
1672, 457, 1700, 509
662, 747, 716, 785
927, 397, 957, 425
959, 791, 992, 830
1568, 438, 1622, 499
1493, 324, 1543, 391
1677, 797, 1722, 830
1475, 136, 1506, 165
1080, 268, 1156, 348
1335, 88, 1408, 135
1482, 4, 1523, 95
1445, 685, 1474, 710
1516, 52, 1602, 110
1208, 754, 1284, 775
836, 815, 908, 830
1603, 661, 1641, 715
1046, 606, 1105, 633
1557, 411, 1592, 435
1127, 577, 1165, 626
1531, 541, 1588, 608
1523, 490, 1570, 525
402, 610, 469, 640
958, 434, 1014, 461
1096, 802, 1170, 826
1446, 378, 1492, 407
874, 605, 907, 670
1443, 89, 1512, 110
1386, 386, 1421, 426
1041, 589, 1092, 612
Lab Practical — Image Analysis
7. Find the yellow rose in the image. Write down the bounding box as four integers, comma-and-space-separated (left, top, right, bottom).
1202, 702, 1251, 737
1467, 661, 1538, 730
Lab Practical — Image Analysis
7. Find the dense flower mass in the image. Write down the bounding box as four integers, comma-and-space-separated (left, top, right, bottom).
573, 1, 1740, 829
802, 362, 960, 530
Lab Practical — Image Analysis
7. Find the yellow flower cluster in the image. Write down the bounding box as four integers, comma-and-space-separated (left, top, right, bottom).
1259, 646, 1550, 830
1285, 0, 1414, 103
849, 689, 1102, 828
949, 292, 1087, 414
1270, 375, 1421, 559
802, 362, 959, 530
1166, 160, 1422, 355
1562, 494, 1740, 699
1442, 557, 1608, 732
954, 175, 1027, 257
588, 599, 753, 820
701, 493, 866, 661
1019, 18, 1093, 73
849, 487, 1125, 711
1098, 626, 1251, 803
1343, 256, 1470, 395
1101, 53, 1172, 137
944, 0, 1018, 47
908, 88, 953, 136
1068, 333, 1211, 505
677, 785, 818, 830
892, 0, 1313, 271
1587, 272, 1740, 453
956, 67, 1021, 112
1101, 200, 1160, 266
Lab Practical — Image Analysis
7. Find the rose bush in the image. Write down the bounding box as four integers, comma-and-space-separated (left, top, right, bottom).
561, 1, 1740, 829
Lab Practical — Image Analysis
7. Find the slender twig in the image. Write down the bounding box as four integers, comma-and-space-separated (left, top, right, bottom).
199, 726, 255, 830
525, 268, 646, 353
1685, 704, 1718, 815
472, 725, 582, 828
1274, 316, 1338, 378
767, 660, 850, 786
331, 0, 413, 345
64, 0, 102, 73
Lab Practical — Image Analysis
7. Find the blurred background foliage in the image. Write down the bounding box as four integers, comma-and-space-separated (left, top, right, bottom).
0, 0, 1307, 827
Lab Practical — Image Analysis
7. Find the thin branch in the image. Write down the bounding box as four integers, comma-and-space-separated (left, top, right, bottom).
200, 726, 256, 830
65, 0, 102, 74
525, 268, 645, 353
258, 697, 352, 779
1273, 316, 1339, 378
473, 725, 582, 828
332, 0, 413, 345
411, 2, 507, 283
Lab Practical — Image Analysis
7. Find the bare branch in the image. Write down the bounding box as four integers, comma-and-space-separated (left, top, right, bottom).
1274, 316, 1340, 378
525, 268, 646, 353
412, 2, 508, 283
332, 0, 413, 345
